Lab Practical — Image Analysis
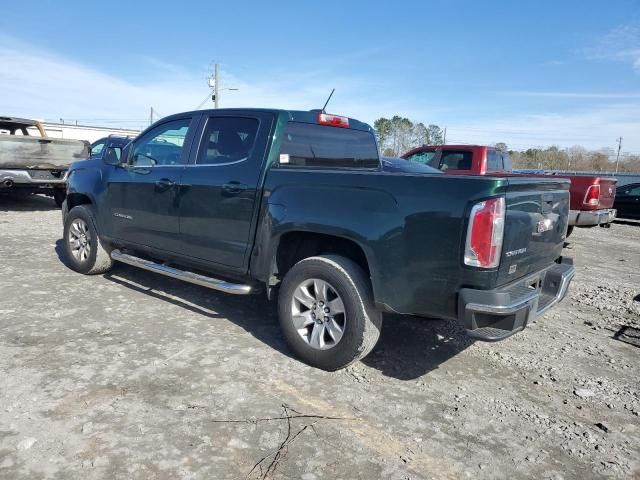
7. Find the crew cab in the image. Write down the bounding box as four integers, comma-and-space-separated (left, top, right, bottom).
62, 109, 575, 370
401, 145, 617, 236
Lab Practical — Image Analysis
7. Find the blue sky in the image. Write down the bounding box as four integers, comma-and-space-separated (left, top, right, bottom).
1, 0, 639, 152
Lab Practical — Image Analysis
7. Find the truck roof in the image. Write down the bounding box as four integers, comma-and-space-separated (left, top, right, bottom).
161, 108, 375, 133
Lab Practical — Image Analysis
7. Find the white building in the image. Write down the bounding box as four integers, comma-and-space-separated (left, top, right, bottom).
40, 122, 141, 143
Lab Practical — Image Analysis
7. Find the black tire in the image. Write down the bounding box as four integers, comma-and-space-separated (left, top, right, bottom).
53, 190, 66, 209
63, 205, 113, 275
278, 255, 382, 371
566, 226, 574, 238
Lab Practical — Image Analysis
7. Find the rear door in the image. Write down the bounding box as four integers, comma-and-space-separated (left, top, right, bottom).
106, 116, 197, 252
178, 112, 274, 269
497, 177, 570, 284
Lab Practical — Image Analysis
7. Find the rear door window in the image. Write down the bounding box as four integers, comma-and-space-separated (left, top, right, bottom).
502, 151, 513, 171
438, 150, 473, 171
487, 149, 504, 171
279, 122, 379, 169
196, 117, 259, 165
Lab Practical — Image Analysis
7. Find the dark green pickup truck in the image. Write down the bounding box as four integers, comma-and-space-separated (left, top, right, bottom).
62, 108, 575, 370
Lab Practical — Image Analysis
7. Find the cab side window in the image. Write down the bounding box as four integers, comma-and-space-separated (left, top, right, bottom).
406, 151, 438, 168
90, 141, 106, 159
439, 150, 473, 171
130, 119, 191, 167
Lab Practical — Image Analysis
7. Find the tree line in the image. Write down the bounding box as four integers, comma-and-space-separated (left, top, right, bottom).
374, 116, 444, 157
373, 116, 640, 173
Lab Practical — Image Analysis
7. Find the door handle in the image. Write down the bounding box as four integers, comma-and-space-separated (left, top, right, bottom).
222, 181, 248, 195
155, 178, 177, 190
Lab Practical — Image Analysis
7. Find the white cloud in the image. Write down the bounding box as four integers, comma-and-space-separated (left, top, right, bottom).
501, 90, 640, 99
0, 36, 421, 130
1, 35, 638, 153
586, 23, 640, 74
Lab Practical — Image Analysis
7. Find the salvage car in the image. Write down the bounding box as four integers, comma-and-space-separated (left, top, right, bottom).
0, 116, 89, 207
62, 109, 575, 370
402, 145, 617, 236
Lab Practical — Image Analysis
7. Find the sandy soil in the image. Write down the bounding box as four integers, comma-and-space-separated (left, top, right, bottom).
0, 194, 638, 480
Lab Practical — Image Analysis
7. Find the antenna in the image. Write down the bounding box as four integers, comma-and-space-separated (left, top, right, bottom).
321, 88, 335, 113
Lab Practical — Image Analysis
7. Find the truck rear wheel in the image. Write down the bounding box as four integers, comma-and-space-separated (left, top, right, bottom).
63, 205, 113, 275
278, 255, 382, 371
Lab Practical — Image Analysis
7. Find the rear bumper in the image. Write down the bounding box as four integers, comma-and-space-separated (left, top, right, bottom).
458, 258, 575, 341
569, 208, 616, 227
0, 169, 68, 188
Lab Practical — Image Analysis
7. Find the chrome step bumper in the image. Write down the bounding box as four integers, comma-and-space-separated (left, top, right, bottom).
458, 258, 575, 341
110, 249, 252, 295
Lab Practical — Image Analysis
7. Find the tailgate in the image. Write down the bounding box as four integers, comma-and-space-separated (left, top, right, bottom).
598, 178, 617, 209
497, 177, 570, 285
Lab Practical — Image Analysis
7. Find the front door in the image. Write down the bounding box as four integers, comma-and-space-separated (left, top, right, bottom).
106, 117, 196, 252
178, 113, 273, 269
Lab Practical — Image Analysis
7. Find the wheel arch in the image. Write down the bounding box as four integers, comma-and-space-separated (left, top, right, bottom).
263, 229, 381, 302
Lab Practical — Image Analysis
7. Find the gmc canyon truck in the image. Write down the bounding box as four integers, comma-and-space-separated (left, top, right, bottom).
62, 109, 575, 370
401, 145, 617, 236
0, 116, 89, 207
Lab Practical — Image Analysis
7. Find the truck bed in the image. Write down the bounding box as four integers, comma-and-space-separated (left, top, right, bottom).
0, 136, 89, 169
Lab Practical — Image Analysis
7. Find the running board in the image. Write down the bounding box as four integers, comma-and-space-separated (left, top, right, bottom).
110, 249, 252, 295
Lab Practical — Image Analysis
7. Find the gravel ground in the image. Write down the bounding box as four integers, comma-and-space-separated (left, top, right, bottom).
0, 194, 639, 480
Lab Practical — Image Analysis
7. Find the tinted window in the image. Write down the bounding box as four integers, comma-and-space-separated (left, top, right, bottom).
502, 152, 513, 171
439, 150, 473, 171
621, 184, 640, 196
131, 119, 190, 166
104, 146, 121, 164
197, 117, 259, 165
405, 150, 438, 168
279, 122, 379, 169
487, 149, 503, 171
90, 141, 105, 158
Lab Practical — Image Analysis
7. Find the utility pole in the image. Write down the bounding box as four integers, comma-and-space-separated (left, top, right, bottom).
615, 136, 622, 173
214, 63, 220, 109
443, 127, 447, 144
149, 106, 154, 126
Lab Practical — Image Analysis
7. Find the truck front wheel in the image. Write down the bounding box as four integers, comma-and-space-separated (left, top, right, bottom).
278, 255, 382, 371
63, 205, 113, 275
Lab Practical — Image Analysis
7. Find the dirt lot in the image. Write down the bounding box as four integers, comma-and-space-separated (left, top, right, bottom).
0, 195, 639, 480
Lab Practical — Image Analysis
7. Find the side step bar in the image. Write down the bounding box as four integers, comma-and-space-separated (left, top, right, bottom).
110, 249, 252, 295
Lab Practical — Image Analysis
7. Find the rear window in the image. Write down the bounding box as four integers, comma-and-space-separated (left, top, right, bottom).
279, 122, 379, 169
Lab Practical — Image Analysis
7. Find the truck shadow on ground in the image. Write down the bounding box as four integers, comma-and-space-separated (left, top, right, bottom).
54, 242, 473, 380
362, 314, 474, 380
0, 194, 58, 212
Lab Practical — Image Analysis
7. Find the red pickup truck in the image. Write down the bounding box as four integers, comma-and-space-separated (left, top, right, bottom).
401, 145, 617, 236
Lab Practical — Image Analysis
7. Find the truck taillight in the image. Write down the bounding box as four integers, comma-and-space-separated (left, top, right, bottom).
583, 184, 600, 207
464, 197, 505, 269
318, 112, 349, 128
